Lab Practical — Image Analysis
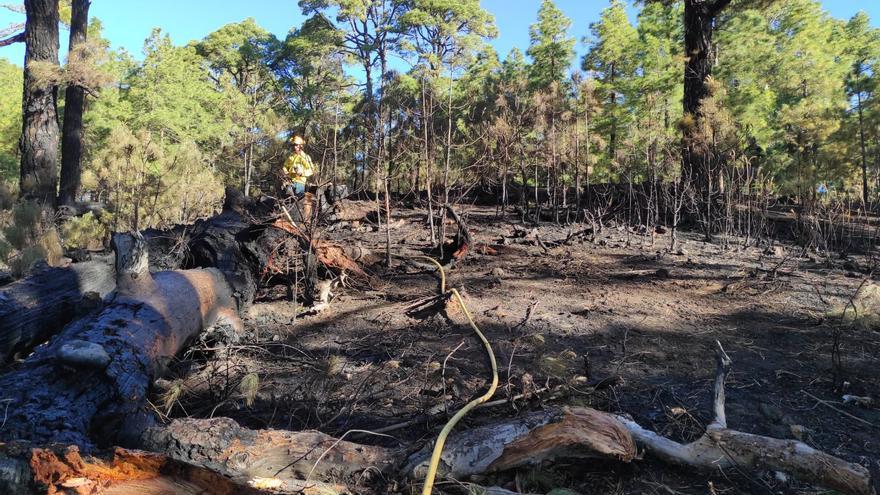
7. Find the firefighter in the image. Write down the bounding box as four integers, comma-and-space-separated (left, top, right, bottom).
282, 135, 315, 197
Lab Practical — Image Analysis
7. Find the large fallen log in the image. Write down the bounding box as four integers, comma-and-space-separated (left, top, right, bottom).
0, 193, 366, 369
134, 408, 635, 494
0, 232, 242, 449
0, 257, 115, 365
1, 406, 638, 493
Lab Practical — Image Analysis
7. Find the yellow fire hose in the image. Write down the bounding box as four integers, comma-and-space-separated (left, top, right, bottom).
409, 256, 499, 495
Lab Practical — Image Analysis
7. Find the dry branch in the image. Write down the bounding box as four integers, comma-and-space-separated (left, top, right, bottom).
614, 341, 874, 495
270, 217, 375, 284
404, 407, 637, 481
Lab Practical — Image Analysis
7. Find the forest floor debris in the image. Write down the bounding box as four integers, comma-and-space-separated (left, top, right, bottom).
155, 204, 880, 495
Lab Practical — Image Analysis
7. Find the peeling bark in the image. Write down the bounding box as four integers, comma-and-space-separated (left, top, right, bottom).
404, 407, 637, 481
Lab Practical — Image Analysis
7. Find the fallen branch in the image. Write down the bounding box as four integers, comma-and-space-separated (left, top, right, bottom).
802, 390, 876, 428
615, 341, 874, 495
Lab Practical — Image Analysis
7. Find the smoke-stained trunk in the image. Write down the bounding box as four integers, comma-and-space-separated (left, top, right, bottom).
682, 0, 730, 198
19, 0, 60, 203
58, 0, 91, 206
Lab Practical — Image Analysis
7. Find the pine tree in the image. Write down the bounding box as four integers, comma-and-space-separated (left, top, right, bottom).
526, 0, 575, 91
844, 12, 880, 202
19, 0, 60, 203
196, 18, 282, 196
584, 0, 638, 167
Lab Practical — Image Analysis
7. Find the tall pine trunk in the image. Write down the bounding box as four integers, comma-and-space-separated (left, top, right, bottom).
58, 0, 90, 206
857, 91, 869, 204
20, 0, 60, 204
682, 0, 731, 202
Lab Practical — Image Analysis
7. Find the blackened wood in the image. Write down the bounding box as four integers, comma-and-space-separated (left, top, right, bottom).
20, 0, 60, 203
0, 258, 115, 365
0, 233, 240, 449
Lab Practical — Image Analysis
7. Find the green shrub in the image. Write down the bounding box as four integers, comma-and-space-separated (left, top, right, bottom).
0, 201, 62, 278
61, 212, 108, 251
0, 182, 14, 210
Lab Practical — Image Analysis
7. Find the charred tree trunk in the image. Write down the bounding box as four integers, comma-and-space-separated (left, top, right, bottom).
0, 192, 371, 446
682, 0, 730, 203
57, 0, 91, 207
20, 0, 60, 204
0, 257, 115, 365
0, 232, 242, 449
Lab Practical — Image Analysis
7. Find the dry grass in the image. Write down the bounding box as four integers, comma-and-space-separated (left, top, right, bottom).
239, 373, 260, 407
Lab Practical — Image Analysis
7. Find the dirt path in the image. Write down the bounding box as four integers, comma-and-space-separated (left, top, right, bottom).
159, 205, 880, 494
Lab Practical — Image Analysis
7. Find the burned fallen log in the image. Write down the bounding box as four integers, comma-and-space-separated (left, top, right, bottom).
0, 256, 116, 365
0, 193, 372, 445
1, 344, 875, 494
0, 197, 251, 368
139, 417, 392, 492
137, 408, 635, 494
0, 232, 242, 449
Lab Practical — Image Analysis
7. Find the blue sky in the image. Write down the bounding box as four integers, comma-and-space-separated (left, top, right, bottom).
1, 1, 878, 70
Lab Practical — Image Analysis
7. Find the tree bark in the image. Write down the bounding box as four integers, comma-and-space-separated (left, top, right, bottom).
0, 232, 242, 449
682, 0, 731, 201
139, 417, 395, 491
20, 0, 60, 204
57, 0, 90, 207
857, 91, 869, 204
0, 257, 115, 365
